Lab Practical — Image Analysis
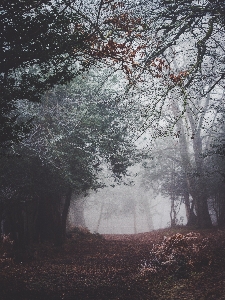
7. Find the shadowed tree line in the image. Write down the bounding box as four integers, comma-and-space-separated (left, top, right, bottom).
0, 75, 139, 249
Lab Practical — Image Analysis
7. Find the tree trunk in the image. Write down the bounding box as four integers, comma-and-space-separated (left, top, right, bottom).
193, 188, 212, 228
187, 104, 212, 228
171, 101, 212, 228
55, 188, 72, 246
61, 188, 73, 242
183, 190, 198, 226
216, 191, 225, 227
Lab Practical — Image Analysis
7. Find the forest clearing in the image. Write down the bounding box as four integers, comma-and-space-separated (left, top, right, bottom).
1, 226, 225, 300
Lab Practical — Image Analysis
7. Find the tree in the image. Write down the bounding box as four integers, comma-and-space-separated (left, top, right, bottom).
0, 69, 139, 247
141, 87, 225, 229
1, 0, 146, 147
124, 0, 225, 136
141, 137, 187, 227
124, 0, 225, 229
203, 104, 225, 227
130, 0, 225, 84
1, 0, 85, 145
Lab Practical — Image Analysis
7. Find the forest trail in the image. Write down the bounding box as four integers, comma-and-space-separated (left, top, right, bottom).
1, 227, 225, 300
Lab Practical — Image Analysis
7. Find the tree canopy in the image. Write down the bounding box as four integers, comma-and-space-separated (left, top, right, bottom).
1, 0, 148, 146
1, 0, 225, 249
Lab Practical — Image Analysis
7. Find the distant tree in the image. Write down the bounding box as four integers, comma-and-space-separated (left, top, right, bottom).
141, 92, 225, 229
203, 105, 225, 227
133, 0, 225, 229
141, 137, 186, 227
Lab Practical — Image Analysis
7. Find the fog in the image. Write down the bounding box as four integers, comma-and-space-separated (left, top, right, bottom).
69, 165, 187, 234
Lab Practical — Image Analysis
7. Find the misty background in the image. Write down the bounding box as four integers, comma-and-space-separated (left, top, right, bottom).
68, 163, 187, 234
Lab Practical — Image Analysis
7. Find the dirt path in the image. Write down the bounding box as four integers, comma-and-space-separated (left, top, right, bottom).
1, 227, 225, 299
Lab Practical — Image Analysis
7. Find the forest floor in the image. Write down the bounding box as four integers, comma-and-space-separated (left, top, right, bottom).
1, 226, 225, 300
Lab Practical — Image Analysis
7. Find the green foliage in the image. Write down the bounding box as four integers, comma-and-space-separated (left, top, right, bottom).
0, 69, 139, 245
0, 1, 81, 144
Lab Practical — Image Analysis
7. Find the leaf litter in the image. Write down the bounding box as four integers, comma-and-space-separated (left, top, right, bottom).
1, 227, 225, 299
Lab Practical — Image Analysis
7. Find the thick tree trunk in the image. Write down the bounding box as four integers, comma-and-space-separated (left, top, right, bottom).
36, 197, 54, 242
198, 200, 212, 228
216, 192, 225, 227
61, 188, 73, 242
183, 191, 198, 226
187, 105, 212, 228
171, 101, 212, 229
192, 134, 212, 227
193, 188, 212, 228
55, 188, 72, 246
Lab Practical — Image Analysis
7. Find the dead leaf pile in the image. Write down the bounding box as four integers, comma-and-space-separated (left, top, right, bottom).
140, 230, 225, 279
